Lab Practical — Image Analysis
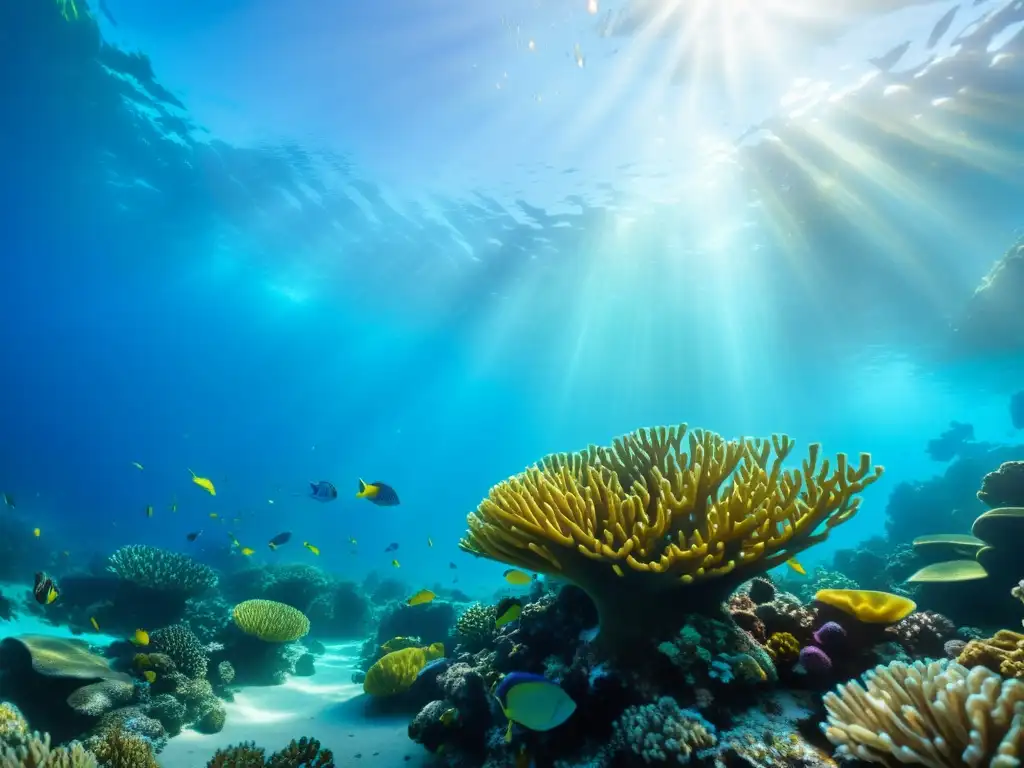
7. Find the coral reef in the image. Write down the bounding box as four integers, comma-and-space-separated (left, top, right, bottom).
977, 460, 1024, 508
205, 737, 333, 767
0, 730, 99, 767
232, 599, 310, 643
107, 545, 217, 597
951, 236, 1024, 353
453, 604, 496, 652
149, 624, 208, 679
956, 629, 1024, 679
460, 424, 882, 656
613, 696, 716, 764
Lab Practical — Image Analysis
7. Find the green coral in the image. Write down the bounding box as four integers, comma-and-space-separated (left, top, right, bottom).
454, 604, 496, 651
232, 600, 310, 643
614, 697, 717, 764
0, 731, 98, 767
107, 545, 218, 596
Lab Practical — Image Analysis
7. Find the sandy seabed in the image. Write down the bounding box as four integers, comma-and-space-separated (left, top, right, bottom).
0, 587, 434, 767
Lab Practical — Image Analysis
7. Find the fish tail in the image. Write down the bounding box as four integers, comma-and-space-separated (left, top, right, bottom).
357, 478, 367, 496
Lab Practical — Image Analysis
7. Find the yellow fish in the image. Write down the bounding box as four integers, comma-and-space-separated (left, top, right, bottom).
427, 537, 433, 548
32, 528, 40, 538
407, 589, 436, 606
145, 505, 154, 518
90, 617, 99, 631
131, 629, 150, 646
391, 559, 400, 568
503, 569, 533, 586
495, 602, 522, 629
241, 547, 255, 557
786, 558, 806, 576
144, 670, 157, 683
188, 469, 216, 496
303, 542, 320, 556
348, 536, 357, 545
209, 513, 219, 519
131, 462, 144, 471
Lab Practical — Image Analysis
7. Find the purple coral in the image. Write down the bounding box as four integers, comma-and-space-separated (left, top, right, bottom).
812, 622, 847, 651
798, 645, 832, 674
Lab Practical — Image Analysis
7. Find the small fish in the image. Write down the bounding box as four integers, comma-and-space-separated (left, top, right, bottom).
145, 505, 154, 518
241, 547, 255, 556
33, 572, 59, 605
349, 536, 358, 545
90, 617, 100, 631
385, 542, 399, 553
228, 533, 240, 547
356, 479, 400, 506
495, 672, 577, 742
268, 531, 292, 550
504, 569, 534, 586
131, 461, 144, 471
268, 498, 275, 504
449, 562, 457, 569
32, 527, 40, 538
407, 589, 436, 606
131, 629, 150, 646
209, 513, 219, 519
309, 480, 338, 502
186, 531, 202, 542
786, 558, 806, 576
62, 551, 70, 558
169, 496, 177, 513
143, 670, 157, 683
495, 598, 523, 629
439, 708, 458, 727
188, 469, 216, 496
303, 541, 320, 556
391, 559, 400, 568
3, 493, 14, 509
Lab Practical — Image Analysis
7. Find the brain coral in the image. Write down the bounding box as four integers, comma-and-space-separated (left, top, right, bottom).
460, 424, 882, 654
107, 545, 218, 596
232, 599, 310, 642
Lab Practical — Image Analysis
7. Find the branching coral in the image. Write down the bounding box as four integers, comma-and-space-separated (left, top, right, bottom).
107, 546, 217, 596
454, 604, 496, 651
88, 726, 158, 768
459, 424, 882, 653
822, 659, 1024, 767
0, 731, 98, 768
204, 737, 333, 768
149, 624, 208, 679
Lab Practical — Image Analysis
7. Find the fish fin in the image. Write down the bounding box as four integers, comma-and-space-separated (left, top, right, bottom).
505, 720, 513, 743
268, 543, 277, 551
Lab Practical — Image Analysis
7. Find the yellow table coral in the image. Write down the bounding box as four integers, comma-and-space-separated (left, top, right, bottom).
460, 424, 882, 655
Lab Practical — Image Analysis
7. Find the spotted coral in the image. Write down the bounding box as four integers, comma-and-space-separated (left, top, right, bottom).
232, 600, 310, 643
614, 696, 717, 764
822, 659, 1024, 766
107, 545, 217, 596
459, 424, 882, 653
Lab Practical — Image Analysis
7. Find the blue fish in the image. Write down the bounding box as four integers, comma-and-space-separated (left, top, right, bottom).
494, 672, 576, 742
309, 481, 338, 502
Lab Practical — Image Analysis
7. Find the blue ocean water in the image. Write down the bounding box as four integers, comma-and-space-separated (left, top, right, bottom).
1, 0, 1023, 764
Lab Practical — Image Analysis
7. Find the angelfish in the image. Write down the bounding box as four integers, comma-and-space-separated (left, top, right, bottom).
356, 479, 400, 506
494, 672, 576, 742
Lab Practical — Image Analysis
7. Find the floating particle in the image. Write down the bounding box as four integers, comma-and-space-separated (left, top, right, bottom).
587, 0, 598, 13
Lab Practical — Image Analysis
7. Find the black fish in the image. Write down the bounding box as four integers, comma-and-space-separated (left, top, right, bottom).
309, 480, 338, 502
357, 479, 400, 507
449, 562, 457, 569
926, 5, 959, 49
268, 531, 292, 550
385, 542, 399, 553
33, 572, 59, 605
186, 531, 202, 542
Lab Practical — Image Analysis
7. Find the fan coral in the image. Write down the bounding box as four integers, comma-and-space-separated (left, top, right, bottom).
232, 600, 310, 642
0, 731, 98, 768
460, 424, 882, 654
614, 696, 717, 764
765, 632, 800, 664
107, 545, 217, 596
957, 629, 1024, 680
454, 603, 496, 651
822, 659, 1024, 766
149, 624, 208, 679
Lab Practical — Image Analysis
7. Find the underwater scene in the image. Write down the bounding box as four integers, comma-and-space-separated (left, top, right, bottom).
2, 0, 1024, 766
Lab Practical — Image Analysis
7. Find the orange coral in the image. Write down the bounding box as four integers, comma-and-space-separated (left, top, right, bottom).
957, 629, 1024, 680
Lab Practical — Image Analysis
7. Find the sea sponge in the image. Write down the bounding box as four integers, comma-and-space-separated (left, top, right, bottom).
765, 632, 800, 663
107, 545, 218, 596
232, 600, 310, 643
614, 696, 717, 764
0, 731, 98, 768
812, 621, 847, 651
363, 643, 445, 697
813, 589, 915, 624
822, 659, 1024, 767
459, 424, 882, 653
957, 629, 1024, 680
149, 624, 208, 679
